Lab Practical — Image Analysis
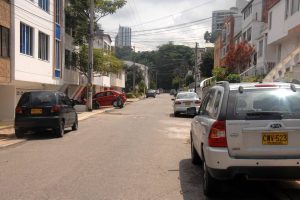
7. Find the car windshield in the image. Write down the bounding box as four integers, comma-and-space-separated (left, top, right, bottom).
148, 90, 155, 93
18, 92, 56, 107
176, 93, 198, 99
229, 88, 300, 119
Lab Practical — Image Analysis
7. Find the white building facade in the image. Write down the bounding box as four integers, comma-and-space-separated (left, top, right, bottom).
264, 0, 300, 81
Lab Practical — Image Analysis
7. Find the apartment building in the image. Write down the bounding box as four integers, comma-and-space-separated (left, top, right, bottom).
212, 8, 238, 33
115, 26, 131, 48
264, 0, 300, 81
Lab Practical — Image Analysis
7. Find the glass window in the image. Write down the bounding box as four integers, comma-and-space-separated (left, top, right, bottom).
212, 91, 222, 118
258, 40, 263, 57
269, 12, 272, 30
228, 89, 300, 120
176, 93, 198, 99
55, 40, 60, 69
56, 0, 60, 24
65, 50, 71, 69
0, 26, 9, 58
285, 0, 290, 19
38, 0, 49, 12
20, 23, 33, 56
38, 32, 49, 61
247, 27, 252, 41
30, 92, 56, 106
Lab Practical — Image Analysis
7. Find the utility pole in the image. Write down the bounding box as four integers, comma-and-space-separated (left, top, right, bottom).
132, 46, 136, 93
87, 0, 95, 111
155, 71, 158, 89
194, 42, 198, 93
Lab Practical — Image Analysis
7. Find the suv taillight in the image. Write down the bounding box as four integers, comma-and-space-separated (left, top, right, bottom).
195, 100, 201, 104
208, 121, 227, 147
51, 105, 61, 113
15, 106, 23, 114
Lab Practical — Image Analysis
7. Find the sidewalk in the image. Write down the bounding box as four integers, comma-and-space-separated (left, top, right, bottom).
0, 98, 142, 149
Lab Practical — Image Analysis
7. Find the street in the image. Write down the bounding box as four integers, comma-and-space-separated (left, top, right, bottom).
1, 94, 300, 200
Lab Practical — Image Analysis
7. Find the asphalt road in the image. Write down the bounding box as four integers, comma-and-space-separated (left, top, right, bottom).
1, 94, 300, 200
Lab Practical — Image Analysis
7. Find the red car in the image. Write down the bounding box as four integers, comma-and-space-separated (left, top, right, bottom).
93, 90, 126, 108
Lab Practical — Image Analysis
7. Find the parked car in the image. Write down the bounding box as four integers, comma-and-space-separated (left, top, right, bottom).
170, 89, 176, 96
190, 82, 300, 197
156, 90, 160, 95
173, 92, 201, 117
93, 90, 126, 108
146, 89, 156, 98
15, 91, 78, 138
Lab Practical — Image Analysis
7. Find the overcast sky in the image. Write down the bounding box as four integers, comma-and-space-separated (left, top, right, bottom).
99, 0, 236, 51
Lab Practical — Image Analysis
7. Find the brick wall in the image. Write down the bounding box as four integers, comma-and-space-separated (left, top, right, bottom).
262, 0, 280, 22
0, 0, 10, 84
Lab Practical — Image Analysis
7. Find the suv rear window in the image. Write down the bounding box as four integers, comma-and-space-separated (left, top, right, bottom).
227, 88, 300, 120
18, 92, 57, 107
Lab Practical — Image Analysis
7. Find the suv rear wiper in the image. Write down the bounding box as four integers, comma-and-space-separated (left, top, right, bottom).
246, 111, 285, 120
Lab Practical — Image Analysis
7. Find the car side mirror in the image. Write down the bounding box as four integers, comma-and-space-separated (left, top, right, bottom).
171, 98, 175, 101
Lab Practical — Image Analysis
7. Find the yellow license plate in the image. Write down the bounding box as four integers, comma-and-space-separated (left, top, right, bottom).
31, 109, 42, 114
262, 133, 288, 145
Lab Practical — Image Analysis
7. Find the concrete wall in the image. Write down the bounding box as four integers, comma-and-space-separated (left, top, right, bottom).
0, 86, 15, 121
268, 1, 300, 45
93, 75, 111, 88
13, 0, 62, 85
0, 0, 11, 84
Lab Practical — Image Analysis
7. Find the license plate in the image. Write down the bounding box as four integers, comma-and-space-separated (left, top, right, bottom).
31, 109, 42, 115
262, 132, 288, 145
185, 102, 191, 106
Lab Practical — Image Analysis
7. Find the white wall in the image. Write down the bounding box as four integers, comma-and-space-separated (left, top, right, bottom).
13, 0, 61, 85
0, 86, 16, 121
268, 0, 300, 45
93, 75, 111, 88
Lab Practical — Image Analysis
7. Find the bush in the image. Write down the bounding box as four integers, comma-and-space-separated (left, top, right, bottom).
126, 93, 136, 99
226, 74, 241, 83
213, 67, 228, 81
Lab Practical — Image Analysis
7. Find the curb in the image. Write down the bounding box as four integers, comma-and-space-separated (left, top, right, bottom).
0, 138, 26, 149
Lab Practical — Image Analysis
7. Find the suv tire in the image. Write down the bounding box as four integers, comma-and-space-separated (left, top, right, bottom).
15, 129, 25, 139
72, 116, 78, 131
55, 121, 65, 138
174, 112, 179, 117
203, 161, 221, 197
191, 137, 201, 165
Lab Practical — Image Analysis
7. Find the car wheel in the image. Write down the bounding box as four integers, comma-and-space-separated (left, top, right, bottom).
54, 120, 65, 138
15, 128, 25, 139
93, 101, 100, 109
203, 161, 221, 197
174, 112, 179, 117
72, 116, 78, 131
191, 137, 201, 165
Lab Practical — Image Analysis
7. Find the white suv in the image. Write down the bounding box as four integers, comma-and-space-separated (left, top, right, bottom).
190, 82, 300, 197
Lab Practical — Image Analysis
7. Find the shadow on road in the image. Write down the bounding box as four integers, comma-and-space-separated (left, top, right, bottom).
169, 113, 195, 119
179, 159, 278, 200
22, 130, 73, 140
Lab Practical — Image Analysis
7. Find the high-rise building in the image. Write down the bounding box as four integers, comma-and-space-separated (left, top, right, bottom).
115, 26, 131, 48
212, 7, 239, 33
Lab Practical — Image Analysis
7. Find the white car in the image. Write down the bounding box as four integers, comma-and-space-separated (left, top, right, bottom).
173, 92, 201, 117
191, 82, 300, 197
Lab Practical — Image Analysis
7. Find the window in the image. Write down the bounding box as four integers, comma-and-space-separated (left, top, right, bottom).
200, 89, 217, 117
55, 40, 60, 70
285, 0, 290, 19
269, 12, 272, 29
65, 50, 71, 69
56, 0, 60, 24
291, 0, 300, 14
242, 32, 247, 40
244, 5, 252, 19
38, 32, 49, 61
246, 27, 252, 41
212, 91, 222, 118
0, 26, 9, 58
277, 44, 282, 62
20, 23, 33, 56
258, 40, 263, 57
38, 0, 49, 12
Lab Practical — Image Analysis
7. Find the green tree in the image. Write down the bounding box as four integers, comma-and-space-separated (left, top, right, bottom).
172, 76, 181, 89
115, 46, 133, 60
200, 48, 214, 77
149, 81, 157, 89
185, 75, 194, 86
66, 0, 126, 45
76, 45, 123, 76
125, 65, 143, 92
